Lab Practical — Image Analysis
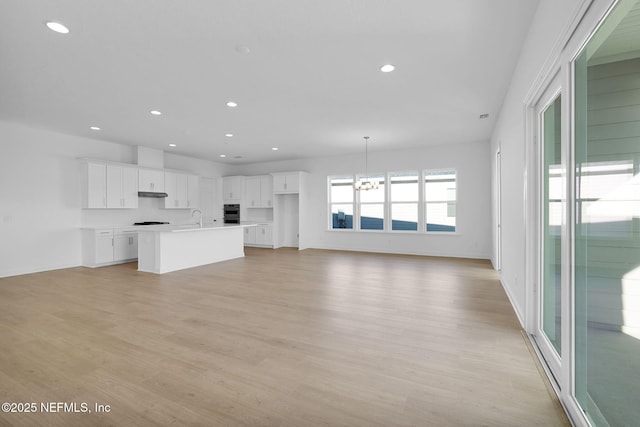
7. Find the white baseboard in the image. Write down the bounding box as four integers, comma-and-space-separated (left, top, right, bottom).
0, 263, 80, 279
500, 276, 525, 328
309, 243, 490, 260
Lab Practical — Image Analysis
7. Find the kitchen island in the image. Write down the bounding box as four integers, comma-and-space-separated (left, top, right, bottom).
137, 223, 254, 274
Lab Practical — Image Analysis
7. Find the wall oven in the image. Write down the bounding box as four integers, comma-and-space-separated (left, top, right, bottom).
223, 204, 240, 224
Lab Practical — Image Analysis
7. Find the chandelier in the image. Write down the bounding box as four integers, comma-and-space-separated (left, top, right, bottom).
354, 136, 379, 191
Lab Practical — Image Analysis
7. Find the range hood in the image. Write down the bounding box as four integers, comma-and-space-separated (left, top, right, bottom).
136, 147, 167, 198
138, 191, 168, 198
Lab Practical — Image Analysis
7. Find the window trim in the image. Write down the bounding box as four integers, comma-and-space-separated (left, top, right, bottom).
424, 168, 457, 233
328, 168, 458, 235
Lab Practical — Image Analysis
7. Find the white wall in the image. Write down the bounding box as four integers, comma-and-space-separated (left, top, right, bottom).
489, 0, 585, 321
234, 140, 492, 259
0, 120, 227, 277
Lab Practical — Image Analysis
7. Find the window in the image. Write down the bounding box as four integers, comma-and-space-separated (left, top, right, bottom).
328, 169, 456, 234
358, 174, 385, 230
390, 171, 419, 231
425, 169, 456, 232
329, 176, 354, 229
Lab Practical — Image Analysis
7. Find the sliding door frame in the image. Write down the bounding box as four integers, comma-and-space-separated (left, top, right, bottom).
523, 1, 619, 426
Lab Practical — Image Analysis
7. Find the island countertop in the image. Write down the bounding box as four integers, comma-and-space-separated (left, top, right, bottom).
136, 223, 256, 233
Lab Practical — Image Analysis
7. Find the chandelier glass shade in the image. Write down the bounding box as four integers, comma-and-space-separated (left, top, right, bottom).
355, 136, 378, 191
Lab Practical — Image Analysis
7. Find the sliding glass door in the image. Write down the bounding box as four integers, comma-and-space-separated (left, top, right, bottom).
527, 1, 640, 425
573, 1, 640, 424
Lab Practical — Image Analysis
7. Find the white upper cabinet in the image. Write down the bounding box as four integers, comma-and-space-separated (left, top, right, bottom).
246, 175, 273, 208
164, 171, 178, 208
246, 176, 261, 208
82, 161, 138, 209
138, 168, 165, 193
82, 162, 107, 208
222, 176, 244, 202
165, 171, 199, 209
106, 165, 138, 208
260, 175, 273, 207
122, 167, 139, 208
187, 175, 199, 208
272, 172, 300, 194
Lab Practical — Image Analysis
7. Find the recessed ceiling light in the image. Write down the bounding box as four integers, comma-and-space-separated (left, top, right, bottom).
380, 64, 395, 73
226, 101, 238, 108
150, 110, 162, 116
272, 147, 278, 151
225, 133, 233, 137
168, 143, 176, 147
89, 126, 100, 131
45, 21, 70, 34
219, 154, 226, 158
235, 45, 251, 54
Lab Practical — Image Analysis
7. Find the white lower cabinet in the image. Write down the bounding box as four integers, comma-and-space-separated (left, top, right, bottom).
244, 226, 256, 245
244, 224, 273, 247
256, 224, 273, 246
82, 228, 138, 267
113, 229, 138, 261
82, 229, 114, 266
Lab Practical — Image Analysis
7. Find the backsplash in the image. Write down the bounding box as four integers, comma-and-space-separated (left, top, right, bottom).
81, 197, 199, 228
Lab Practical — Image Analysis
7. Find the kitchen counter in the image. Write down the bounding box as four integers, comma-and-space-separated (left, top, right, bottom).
137, 223, 256, 274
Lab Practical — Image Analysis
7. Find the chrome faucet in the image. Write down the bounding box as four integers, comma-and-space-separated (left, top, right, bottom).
192, 209, 202, 228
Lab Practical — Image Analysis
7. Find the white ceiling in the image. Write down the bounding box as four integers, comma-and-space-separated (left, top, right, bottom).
0, 0, 539, 164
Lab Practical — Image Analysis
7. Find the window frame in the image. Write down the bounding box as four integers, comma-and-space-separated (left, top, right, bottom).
424, 168, 457, 233
328, 175, 355, 231
356, 172, 386, 231
389, 170, 420, 232
328, 168, 458, 235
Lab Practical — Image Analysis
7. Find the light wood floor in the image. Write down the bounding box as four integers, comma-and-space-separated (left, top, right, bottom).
0, 248, 569, 426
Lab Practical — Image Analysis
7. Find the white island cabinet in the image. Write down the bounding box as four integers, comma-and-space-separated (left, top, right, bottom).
137, 224, 255, 274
